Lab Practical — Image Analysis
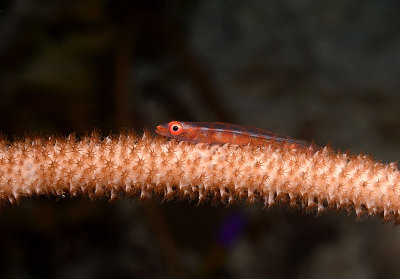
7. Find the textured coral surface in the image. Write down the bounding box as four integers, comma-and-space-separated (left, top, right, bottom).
1, 133, 399, 223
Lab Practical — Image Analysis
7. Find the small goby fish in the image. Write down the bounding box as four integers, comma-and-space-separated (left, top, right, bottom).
155, 121, 310, 147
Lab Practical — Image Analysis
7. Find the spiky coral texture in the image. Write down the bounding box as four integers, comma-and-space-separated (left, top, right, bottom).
0, 133, 399, 222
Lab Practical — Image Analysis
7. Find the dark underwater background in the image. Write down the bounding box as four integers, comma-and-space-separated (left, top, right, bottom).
0, 1, 400, 278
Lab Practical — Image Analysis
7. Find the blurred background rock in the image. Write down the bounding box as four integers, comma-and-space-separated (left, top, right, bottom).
0, 0, 399, 278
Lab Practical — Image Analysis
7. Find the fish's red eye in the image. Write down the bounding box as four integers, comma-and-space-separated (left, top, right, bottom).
169, 121, 183, 135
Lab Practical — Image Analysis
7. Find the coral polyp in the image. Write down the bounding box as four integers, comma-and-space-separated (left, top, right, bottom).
0, 132, 399, 223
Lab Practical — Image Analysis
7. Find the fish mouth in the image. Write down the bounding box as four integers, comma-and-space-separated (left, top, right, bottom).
155, 124, 169, 137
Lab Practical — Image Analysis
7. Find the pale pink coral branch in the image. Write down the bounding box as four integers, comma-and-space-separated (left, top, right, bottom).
0, 132, 399, 223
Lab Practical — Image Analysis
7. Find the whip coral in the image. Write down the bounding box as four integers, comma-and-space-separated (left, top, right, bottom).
0, 132, 399, 223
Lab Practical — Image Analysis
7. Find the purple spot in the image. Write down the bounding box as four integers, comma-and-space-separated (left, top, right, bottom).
216, 211, 247, 248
